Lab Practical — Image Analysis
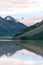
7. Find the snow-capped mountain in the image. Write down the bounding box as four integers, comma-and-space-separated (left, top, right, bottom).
5, 16, 16, 21
0, 16, 27, 37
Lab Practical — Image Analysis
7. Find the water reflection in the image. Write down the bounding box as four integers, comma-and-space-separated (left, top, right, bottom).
0, 40, 43, 65
0, 41, 23, 56
17, 40, 43, 56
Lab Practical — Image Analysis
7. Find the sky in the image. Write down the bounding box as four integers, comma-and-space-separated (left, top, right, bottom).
0, 0, 43, 18
0, 49, 43, 65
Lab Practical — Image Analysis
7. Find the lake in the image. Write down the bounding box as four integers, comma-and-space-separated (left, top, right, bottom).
0, 40, 43, 65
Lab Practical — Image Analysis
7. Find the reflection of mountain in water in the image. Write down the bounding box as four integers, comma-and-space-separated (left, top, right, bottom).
0, 41, 23, 57
0, 40, 43, 57
16, 40, 43, 57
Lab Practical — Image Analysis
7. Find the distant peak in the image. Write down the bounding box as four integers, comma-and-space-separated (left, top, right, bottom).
5, 16, 15, 21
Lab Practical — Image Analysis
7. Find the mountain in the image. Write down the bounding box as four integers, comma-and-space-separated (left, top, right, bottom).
0, 16, 27, 37
5, 16, 15, 21
14, 20, 43, 40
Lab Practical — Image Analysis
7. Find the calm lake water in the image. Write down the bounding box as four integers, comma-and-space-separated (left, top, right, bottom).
0, 41, 43, 65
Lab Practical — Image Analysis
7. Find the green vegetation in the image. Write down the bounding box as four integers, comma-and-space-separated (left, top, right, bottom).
12, 37, 18, 40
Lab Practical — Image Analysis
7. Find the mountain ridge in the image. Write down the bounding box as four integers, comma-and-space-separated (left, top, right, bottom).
0, 16, 27, 37
14, 20, 43, 40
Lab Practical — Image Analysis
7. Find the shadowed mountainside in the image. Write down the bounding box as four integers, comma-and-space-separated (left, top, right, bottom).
0, 16, 27, 37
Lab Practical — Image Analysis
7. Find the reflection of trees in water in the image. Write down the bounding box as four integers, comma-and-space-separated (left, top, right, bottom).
0, 41, 23, 57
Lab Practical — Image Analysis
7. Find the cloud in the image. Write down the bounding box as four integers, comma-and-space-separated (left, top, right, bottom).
0, 0, 43, 14
0, 58, 42, 65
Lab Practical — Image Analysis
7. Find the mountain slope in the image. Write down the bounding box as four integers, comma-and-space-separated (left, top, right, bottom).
0, 16, 27, 36
14, 20, 43, 40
